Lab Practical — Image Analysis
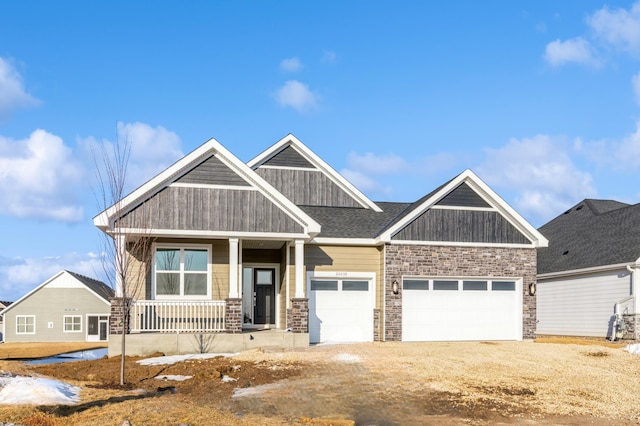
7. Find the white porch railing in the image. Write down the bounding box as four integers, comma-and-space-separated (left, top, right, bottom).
130, 300, 226, 333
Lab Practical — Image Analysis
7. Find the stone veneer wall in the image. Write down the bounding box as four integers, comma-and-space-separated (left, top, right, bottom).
623, 314, 640, 340
290, 298, 309, 333
384, 244, 537, 341
225, 298, 242, 333
109, 297, 130, 335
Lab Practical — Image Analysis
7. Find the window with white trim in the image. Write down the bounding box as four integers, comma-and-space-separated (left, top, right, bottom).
154, 245, 211, 298
16, 315, 35, 334
64, 315, 82, 332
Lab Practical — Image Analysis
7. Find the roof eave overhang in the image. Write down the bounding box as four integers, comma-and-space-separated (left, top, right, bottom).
537, 262, 636, 280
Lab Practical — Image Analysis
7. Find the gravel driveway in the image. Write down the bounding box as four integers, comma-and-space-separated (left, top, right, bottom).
228, 340, 640, 425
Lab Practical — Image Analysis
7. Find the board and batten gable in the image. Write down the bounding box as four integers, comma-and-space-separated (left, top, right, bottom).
3, 272, 111, 343
537, 268, 633, 337
118, 186, 304, 234
391, 183, 532, 244
248, 134, 382, 212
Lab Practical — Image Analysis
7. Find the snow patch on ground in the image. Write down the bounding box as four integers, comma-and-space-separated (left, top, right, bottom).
232, 383, 282, 398
335, 353, 361, 363
624, 343, 640, 354
0, 374, 80, 405
155, 375, 192, 381
221, 375, 237, 383
137, 353, 238, 366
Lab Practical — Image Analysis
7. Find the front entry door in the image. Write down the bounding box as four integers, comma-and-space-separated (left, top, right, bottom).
254, 268, 275, 325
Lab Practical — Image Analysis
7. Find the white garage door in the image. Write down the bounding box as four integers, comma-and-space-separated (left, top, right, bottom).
402, 278, 522, 341
308, 273, 375, 343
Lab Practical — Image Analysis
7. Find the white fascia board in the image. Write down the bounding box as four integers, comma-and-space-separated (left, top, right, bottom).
309, 237, 382, 246
537, 262, 632, 280
114, 228, 314, 241
1, 270, 67, 315
387, 239, 538, 249
94, 136, 320, 237
376, 169, 548, 248
248, 134, 382, 212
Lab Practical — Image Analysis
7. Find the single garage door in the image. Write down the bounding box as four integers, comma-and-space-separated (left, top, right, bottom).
308, 273, 375, 343
402, 278, 522, 341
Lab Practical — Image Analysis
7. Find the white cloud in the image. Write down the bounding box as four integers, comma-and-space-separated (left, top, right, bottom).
0, 57, 40, 121
280, 57, 303, 72
321, 50, 337, 64
0, 252, 105, 302
0, 130, 85, 222
544, 37, 597, 67
340, 168, 391, 195
587, 1, 640, 54
82, 122, 184, 195
580, 121, 640, 170
345, 151, 407, 175
477, 135, 596, 224
275, 80, 318, 112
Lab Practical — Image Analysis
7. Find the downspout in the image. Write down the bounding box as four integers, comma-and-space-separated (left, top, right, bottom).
626, 264, 637, 314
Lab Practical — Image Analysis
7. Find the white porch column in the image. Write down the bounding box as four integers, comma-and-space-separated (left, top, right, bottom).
294, 239, 305, 298
115, 234, 126, 297
229, 238, 239, 298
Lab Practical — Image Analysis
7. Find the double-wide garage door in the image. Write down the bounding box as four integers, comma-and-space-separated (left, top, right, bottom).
402, 278, 522, 341
308, 273, 374, 343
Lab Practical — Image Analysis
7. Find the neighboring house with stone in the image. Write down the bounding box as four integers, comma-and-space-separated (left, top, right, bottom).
537, 199, 640, 340
95, 134, 547, 356
2, 270, 113, 343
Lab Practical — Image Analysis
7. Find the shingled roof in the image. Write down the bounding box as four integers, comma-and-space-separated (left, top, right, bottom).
537, 199, 640, 275
300, 202, 410, 238
65, 271, 114, 301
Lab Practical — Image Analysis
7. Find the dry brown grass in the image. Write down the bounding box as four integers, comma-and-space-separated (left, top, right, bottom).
0, 342, 107, 360
534, 335, 629, 348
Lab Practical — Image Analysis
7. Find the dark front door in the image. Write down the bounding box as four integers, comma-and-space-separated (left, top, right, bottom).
254, 268, 275, 325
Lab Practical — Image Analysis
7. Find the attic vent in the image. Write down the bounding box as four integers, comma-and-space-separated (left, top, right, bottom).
562, 250, 569, 255
563, 210, 571, 215
576, 205, 583, 211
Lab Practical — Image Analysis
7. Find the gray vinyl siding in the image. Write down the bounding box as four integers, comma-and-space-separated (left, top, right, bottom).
436, 183, 491, 208
263, 146, 315, 168
255, 168, 362, 208
392, 209, 530, 244
176, 155, 250, 186
537, 269, 632, 337
4, 288, 109, 342
118, 186, 304, 233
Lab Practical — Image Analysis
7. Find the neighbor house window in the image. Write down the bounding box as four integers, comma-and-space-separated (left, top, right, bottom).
16, 315, 35, 334
64, 315, 82, 332
154, 245, 211, 298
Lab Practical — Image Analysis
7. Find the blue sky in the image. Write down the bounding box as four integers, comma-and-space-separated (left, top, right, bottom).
2, 1, 640, 301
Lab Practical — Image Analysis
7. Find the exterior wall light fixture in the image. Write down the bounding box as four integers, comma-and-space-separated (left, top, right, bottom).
529, 283, 536, 296
392, 280, 399, 295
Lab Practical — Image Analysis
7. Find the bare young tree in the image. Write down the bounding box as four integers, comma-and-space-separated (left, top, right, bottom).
93, 130, 154, 386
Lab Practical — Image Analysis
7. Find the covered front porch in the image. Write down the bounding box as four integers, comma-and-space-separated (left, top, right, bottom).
108, 238, 310, 356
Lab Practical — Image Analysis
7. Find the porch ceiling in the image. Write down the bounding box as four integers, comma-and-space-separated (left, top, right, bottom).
242, 240, 286, 249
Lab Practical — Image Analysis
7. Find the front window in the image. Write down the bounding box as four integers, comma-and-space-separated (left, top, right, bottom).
64, 315, 82, 332
16, 315, 35, 334
154, 245, 210, 298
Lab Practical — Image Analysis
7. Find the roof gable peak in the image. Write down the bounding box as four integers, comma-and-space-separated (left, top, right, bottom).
248, 134, 382, 212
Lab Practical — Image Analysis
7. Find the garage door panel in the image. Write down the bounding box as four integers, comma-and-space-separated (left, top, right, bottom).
402, 279, 521, 342
308, 274, 374, 344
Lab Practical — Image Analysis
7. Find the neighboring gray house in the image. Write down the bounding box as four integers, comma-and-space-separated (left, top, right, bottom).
537, 199, 640, 339
2, 270, 113, 343
95, 134, 548, 356
0, 301, 11, 342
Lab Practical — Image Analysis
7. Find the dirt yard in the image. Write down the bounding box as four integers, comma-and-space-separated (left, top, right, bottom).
0, 338, 639, 425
